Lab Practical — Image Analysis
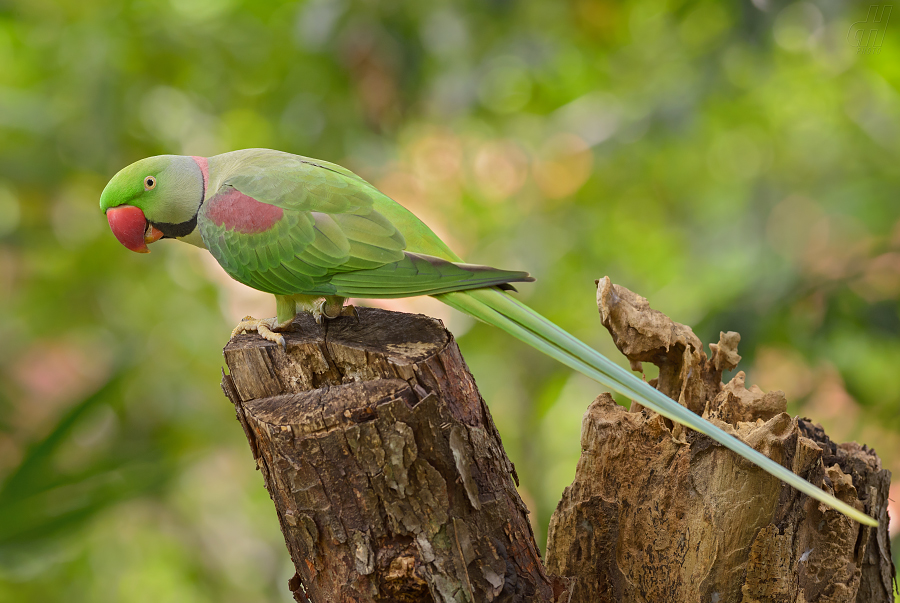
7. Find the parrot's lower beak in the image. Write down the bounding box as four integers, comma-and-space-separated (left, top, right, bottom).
106, 205, 164, 253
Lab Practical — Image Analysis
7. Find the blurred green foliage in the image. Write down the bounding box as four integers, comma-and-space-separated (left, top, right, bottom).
1, 0, 898, 599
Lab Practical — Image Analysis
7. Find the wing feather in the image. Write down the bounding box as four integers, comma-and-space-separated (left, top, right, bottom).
310, 213, 350, 259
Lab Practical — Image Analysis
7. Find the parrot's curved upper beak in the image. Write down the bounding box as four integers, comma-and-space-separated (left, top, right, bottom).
106, 205, 164, 253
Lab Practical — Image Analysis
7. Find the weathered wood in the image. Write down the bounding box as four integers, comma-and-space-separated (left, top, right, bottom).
545, 278, 895, 603
221, 308, 568, 603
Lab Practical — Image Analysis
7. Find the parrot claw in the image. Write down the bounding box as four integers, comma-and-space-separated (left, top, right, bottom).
257, 321, 286, 349
231, 316, 287, 349
230, 316, 257, 339
340, 304, 360, 323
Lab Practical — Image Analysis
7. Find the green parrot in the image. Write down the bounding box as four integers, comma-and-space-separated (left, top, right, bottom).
99, 148, 876, 527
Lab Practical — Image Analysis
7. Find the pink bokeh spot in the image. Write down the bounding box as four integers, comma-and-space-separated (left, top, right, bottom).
10, 339, 113, 438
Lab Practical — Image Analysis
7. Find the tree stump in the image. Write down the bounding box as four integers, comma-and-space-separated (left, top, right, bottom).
545, 278, 895, 603
221, 308, 568, 603
220, 283, 894, 603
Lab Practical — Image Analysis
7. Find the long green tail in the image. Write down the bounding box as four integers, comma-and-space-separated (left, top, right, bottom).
434, 287, 878, 527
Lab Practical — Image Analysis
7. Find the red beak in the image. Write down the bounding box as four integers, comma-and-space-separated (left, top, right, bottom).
106, 205, 164, 253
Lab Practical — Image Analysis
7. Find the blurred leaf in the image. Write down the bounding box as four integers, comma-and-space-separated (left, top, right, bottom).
0, 374, 170, 553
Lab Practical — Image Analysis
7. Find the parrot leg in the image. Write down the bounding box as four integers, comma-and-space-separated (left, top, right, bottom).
230, 316, 290, 349
230, 296, 357, 346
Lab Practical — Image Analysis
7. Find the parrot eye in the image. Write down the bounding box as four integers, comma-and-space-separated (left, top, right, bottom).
144, 176, 157, 191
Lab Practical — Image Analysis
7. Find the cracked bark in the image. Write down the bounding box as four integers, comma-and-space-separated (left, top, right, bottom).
545, 277, 895, 603
221, 308, 568, 603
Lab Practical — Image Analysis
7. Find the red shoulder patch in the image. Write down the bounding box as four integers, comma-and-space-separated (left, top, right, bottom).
206, 188, 284, 234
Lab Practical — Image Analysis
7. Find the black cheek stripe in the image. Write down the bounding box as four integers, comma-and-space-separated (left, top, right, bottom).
155, 214, 198, 239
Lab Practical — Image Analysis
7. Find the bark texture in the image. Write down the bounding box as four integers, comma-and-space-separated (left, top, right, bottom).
221, 308, 568, 603
545, 277, 895, 603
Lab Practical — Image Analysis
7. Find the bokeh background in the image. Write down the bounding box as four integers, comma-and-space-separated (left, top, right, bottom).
1, 0, 898, 600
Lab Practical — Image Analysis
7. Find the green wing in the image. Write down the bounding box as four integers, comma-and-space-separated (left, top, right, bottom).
308, 252, 533, 298
197, 150, 531, 297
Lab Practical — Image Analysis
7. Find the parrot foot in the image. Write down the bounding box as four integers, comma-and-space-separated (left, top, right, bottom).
313, 299, 359, 325
231, 316, 288, 349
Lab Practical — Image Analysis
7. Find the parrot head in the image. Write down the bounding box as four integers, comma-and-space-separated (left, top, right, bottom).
100, 155, 205, 253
